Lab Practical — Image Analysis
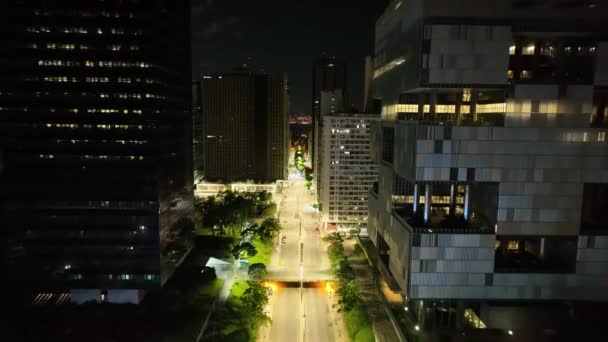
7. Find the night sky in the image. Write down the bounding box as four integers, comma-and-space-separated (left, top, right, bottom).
191, 0, 389, 115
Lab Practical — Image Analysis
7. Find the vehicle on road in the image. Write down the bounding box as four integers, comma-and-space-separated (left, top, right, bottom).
281, 236, 286, 244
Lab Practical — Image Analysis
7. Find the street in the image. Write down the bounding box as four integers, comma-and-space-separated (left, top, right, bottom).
259, 168, 343, 342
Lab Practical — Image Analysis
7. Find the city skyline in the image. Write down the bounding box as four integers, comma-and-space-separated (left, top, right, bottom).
3, 0, 608, 341
191, 0, 389, 114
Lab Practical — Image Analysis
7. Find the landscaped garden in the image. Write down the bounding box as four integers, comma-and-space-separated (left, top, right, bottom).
324, 234, 375, 342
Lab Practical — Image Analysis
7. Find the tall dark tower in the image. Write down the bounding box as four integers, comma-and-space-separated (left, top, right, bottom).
199, 69, 289, 183
0, 0, 193, 304
312, 55, 346, 196
312, 55, 347, 119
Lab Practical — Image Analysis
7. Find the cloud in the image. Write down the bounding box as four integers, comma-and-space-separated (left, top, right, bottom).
197, 16, 240, 39
192, 0, 215, 15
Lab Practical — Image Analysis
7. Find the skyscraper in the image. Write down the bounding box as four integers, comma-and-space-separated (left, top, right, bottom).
192, 80, 204, 181
312, 55, 347, 119
369, 0, 608, 333
198, 68, 289, 182
319, 113, 379, 233
0, 0, 193, 304
312, 55, 347, 189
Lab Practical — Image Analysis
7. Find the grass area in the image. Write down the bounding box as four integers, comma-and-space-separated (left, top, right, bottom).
213, 280, 262, 342
345, 306, 375, 342
248, 236, 274, 265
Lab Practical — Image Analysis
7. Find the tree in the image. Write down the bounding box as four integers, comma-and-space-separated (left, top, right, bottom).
240, 223, 259, 238
248, 263, 267, 281
338, 280, 362, 311
231, 242, 258, 260
241, 281, 270, 326
258, 217, 281, 242
336, 259, 354, 283
261, 202, 277, 218
171, 217, 194, 241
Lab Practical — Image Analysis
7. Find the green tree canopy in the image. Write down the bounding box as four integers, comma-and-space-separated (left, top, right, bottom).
247, 263, 267, 282
231, 242, 258, 260
258, 217, 281, 242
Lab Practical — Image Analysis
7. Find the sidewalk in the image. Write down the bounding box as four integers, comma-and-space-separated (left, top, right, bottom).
343, 239, 403, 342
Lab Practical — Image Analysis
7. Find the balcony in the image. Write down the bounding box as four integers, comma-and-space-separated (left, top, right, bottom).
494, 237, 577, 274
394, 205, 494, 234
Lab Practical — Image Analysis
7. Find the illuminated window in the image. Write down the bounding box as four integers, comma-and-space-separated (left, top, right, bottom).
520, 70, 533, 79
435, 105, 456, 113
507, 70, 514, 79
508, 45, 516, 55
506, 241, 519, 250
462, 89, 471, 102
540, 43, 555, 58
476, 103, 506, 114
522, 44, 535, 55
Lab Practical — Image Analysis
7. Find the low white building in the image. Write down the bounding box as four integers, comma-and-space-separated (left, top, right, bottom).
319, 114, 379, 233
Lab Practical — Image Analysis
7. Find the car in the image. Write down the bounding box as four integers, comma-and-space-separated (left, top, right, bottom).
281, 236, 287, 243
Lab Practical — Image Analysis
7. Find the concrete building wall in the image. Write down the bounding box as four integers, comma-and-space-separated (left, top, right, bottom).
320, 114, 379, 230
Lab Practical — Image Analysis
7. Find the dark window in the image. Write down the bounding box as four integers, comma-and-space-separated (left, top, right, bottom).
484, 273, 494, 286
444, 126, 452, 140
412, 234, 421, 246
581, 183, 608, 234
434, 140, 443, 154
449, 168, 458, 181
467, 168, 475, 181
495, 236, 577, 273
381, 126, 394, 164
531, 100, 540, 113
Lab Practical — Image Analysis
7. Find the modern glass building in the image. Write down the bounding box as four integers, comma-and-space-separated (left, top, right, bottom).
0, 0, 193, 304
368, 0, 608, 332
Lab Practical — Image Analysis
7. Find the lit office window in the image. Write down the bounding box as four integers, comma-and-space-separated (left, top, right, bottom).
520, 70, 533, 79
508, 44, 516, 55
522, 44, 535, 55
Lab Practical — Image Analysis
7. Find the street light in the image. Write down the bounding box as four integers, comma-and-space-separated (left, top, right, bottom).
507, 330, 513, 336
414, 325, 420, 332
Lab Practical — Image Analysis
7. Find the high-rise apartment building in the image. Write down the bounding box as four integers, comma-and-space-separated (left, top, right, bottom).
0, 0, 193, 304
369, 0, 608, 332
199, 69, 289, 182
319, 114, 379, 233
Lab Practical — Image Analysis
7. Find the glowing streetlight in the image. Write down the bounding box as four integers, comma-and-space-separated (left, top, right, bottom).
414, 325, 420, 332
508, 330, 513, 336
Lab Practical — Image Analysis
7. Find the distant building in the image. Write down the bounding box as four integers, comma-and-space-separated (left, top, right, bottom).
192, 80, 203, 181
312, 56, 347, 188
312, 56, 347, 119
198, 68, 289, 183
319, 114, 379, 233
0, 0, 193, 304
363, 56, 373, 112
315, 89, 345, 197
369, 0, 608, 333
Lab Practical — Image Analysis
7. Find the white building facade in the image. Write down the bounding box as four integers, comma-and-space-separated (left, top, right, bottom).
320, 114, 379, 232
